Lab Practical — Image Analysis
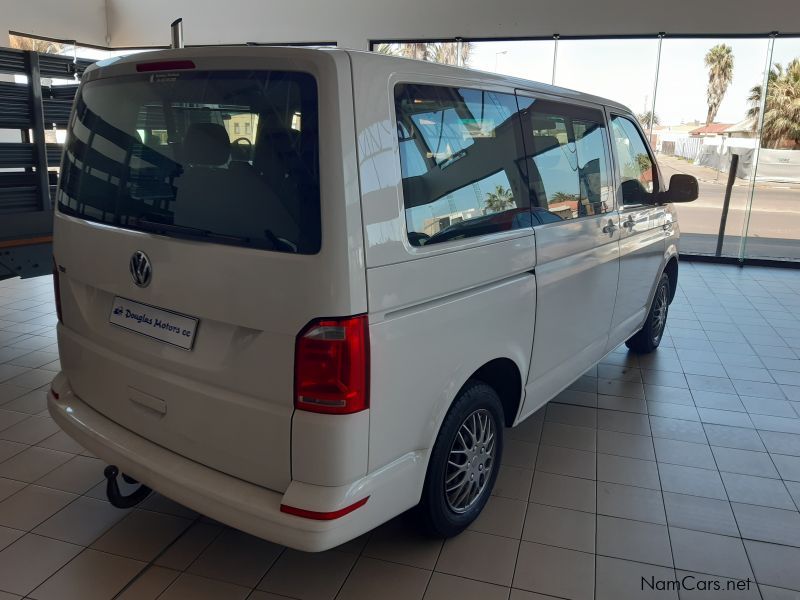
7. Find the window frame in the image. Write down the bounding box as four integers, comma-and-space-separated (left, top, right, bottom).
514, 88, 616, 227
606, 110, 663, 211
392, 80, 536, 254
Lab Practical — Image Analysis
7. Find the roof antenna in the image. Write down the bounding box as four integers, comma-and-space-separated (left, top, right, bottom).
170, 18, 184, 49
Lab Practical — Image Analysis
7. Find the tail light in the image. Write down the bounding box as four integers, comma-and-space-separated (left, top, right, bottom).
53, 257, 63, 323
294, 314, 369, 414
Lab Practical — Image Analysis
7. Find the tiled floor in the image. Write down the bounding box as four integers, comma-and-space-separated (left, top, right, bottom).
1, 263, 800, 599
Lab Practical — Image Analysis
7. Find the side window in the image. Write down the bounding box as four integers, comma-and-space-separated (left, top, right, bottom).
520, 99, 611, 222
395, 84, 531, 247
610, 115, 657, 206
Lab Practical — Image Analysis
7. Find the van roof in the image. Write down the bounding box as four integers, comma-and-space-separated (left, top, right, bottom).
88, 45, 634, 115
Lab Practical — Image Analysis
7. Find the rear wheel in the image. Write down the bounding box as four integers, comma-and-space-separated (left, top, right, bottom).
625, 272, 670, 354
418, 381, 504, 537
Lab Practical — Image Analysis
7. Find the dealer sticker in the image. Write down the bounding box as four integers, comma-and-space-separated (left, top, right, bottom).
109, 297, 198, 350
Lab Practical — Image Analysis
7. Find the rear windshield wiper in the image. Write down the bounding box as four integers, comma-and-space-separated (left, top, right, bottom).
133, 218, 277, 250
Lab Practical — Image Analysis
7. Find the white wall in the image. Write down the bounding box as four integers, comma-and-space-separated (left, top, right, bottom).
0, 0, 107, 47
106, 0, 800, 50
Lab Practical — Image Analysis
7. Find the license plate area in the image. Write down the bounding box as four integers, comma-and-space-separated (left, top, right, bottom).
109, 297, 198, 350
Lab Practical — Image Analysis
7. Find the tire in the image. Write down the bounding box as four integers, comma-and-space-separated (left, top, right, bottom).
418, 380, 504, 538
625, 272, 670, 354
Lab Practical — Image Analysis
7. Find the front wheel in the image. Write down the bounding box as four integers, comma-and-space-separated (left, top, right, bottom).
418, 381, 504, 537
625, 272, 670, 354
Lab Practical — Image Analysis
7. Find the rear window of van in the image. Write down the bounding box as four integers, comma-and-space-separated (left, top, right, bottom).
58, 70, 320, 254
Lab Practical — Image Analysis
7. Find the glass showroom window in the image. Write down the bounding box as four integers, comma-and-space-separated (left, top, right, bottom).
741, 36, 800, 261
652, 38, 770, 257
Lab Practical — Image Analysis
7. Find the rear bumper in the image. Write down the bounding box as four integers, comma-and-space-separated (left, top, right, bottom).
48, 372, 426, 552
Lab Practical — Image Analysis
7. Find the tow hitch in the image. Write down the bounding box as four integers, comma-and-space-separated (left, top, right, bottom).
104, 465, 152, 508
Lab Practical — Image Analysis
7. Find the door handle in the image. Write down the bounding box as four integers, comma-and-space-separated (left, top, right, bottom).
602, 220, 617, 234
663, 222, 673, 231
622, 218, 635, 229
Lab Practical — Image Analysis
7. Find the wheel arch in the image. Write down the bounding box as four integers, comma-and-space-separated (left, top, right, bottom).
663, 255, 678, 303
466, 357, 524, 428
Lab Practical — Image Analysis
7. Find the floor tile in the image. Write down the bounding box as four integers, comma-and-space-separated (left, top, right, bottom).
257, 548, 357, 600
363, 515, 443, 570
436, 530, 517, 586
513, 541, 594, 600
502, 439, 538, 470
697, 408, 755, 428
744, 540, 800, 591
658, 463, 727, 500
597, 481, 666, 524
493, 465, 533, 501
691, 391, 745, 412
116, 565, 180, 600
339, 557, 430, 600
720, 472, 796, 510
597, 453, 660, 490
653, 438, 715, 469
545, 403, 597, 428
663, 492, 739, 537
597, 515, 672, 567
712, 446, 779, 478
468, 495, 526, 539
0, 484, 76, 530
540, 422, 595, 452
772, 454, 800, 482
598, 409, 651, 436
598, 394, 648, 414
760, 430, 800, 456
703, 424, 765, 451
597, 429, 655, 460
0, 534, 81, 596
186, 528, 282, 588
535, 445, 595, 480
34, 455, 105, 494
33, 496, 130, 546
731, 502, 800, 547
669, 527, 753, 579
0, 446, 71, 482
644, 385, 694, 405
529, 471, 596, 513
158, 573, 249, 600
740, 396, 797, 418
595, 556, 678, 599
0, 477, 25, 503
154, 522, 221, 571
521, 503, 595, 552
650, 416, 707, 443
28, 548, 144, 600
91, 510, 192, 562
423, 572, 508, 600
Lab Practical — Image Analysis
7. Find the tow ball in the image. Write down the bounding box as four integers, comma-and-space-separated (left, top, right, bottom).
104, 465, 152, 508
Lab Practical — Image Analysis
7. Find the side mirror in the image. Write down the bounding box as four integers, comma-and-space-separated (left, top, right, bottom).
662, 174, 698, 203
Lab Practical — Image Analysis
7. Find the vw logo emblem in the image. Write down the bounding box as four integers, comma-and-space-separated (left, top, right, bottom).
129, 251, 152, 288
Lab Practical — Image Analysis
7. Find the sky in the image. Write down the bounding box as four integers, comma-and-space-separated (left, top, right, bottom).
470, 37, 800, 127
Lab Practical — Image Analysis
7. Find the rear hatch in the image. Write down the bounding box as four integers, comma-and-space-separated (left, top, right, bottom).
53, 48, 366, 492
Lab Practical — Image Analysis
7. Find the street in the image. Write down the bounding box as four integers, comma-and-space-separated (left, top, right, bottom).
657, 155, 800, 260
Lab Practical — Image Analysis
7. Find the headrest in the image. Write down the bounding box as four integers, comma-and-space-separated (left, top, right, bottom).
184, 123, 230, 166
531, 135, 561, 157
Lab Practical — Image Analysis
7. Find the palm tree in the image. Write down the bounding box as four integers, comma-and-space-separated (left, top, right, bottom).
550, 191, 579, 204
484, 185, 515, 213
427, 42, 473, 67
378, 42, 473, 66
9, 34, 64, 55
704, 44, 735, 125
636, 111, 660, 129
747, 59, 800, 148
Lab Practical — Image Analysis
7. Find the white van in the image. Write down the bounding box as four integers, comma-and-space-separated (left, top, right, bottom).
48, 46, 697, 551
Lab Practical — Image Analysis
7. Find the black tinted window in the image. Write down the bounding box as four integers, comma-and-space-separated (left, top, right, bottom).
520, 100, 611, 223
395, 84, 531, 247
58, 70, 320, 254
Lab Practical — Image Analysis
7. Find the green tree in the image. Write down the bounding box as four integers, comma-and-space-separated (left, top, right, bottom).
484, 185, 514, 213
747, 59, 800, 148
636, 110, 660, 129
704, 44, 735, 125
550, 191, 579, 204
374, 42, 473, 67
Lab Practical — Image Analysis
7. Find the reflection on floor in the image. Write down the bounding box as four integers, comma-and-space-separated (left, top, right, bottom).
1, 263, 800, 599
